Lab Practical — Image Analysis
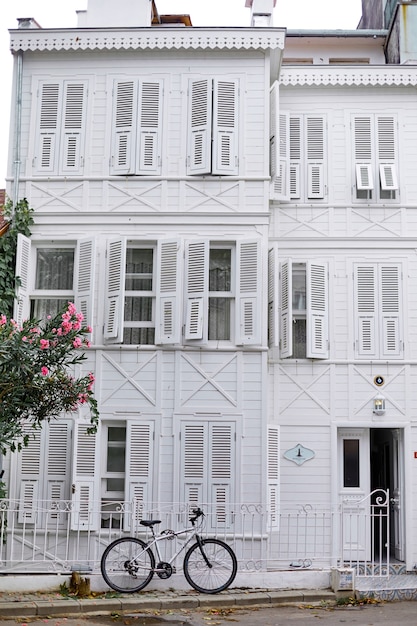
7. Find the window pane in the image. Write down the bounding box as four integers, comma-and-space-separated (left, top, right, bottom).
208, 297, 230, 340
107, 427, 126, 472
108, 427, 126, 442
124, 297, 153, 322
209, 249, 231, 292
31, 298, 70, 320
293, 318, 306, 358
125, 248, 153, 291
107, 478, 125, 492
343, 439, 360, 488
123, 327, 155, 345
35, 248, 74, 290
292, 270, 306, 311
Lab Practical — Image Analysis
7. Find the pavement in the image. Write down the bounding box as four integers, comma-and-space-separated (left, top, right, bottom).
0, 587, 338, 619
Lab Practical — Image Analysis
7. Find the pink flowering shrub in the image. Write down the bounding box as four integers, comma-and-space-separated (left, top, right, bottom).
0, 303, 99, 453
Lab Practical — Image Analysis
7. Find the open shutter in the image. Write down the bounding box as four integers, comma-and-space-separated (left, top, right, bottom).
279, 260, 293, 358
104, 238, 126, 343
270, 81, 290, 202
354, 116, 373, 190
267, 426, 280, 529
125, 421, 154, 532
137, 81, 162, 174
60, 82, 86, 175
111, 81, 137, 175
209, 423, 234, 528
18, 426, 41, 524
75, 238, 95, 336
155, 239, 182, 344
289, 116, 301, 199
380, 164, 398, 191
13, 233, 31, 326
185, 240, 209, 341
356, 164, 374, 190
236, 240, 261, 345
268, 245, 279, 348
182, 423, 205, 505
307, 261, 329, 359
187, 79, 212, 175
355, 265, 377, 358
377, 116, 398, 191
46, 421, 72, 527
71, 420, 100, 531
212, 79, 239, 175
380, 264, 402, 358
36, 83, 60, 173
306, 116, 325, 199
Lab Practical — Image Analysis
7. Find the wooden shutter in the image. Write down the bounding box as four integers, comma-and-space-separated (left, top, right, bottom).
377, 116, 398, 190
212, 79, 239, 175
289, 116, 301, 199
210, 423, 234, 528
267, 426, 280, 529
356, 163, 374, 190
125, 421, 154, 532
104, 238, 126, 343
307, 261, 329, 359
306, 116, 325, 199
268, 245, 279, 348
36, 83, 60, 173
137, 80, 162, 174
354, 116, 374, 190
279, 260, 293, 358
46, 421, 72, 527
380, 264, 402, 358
236, 240, 261, 345
155, 239, 182, 344
75, 237, 95, 337
182, 423, 205, 505
18, 425, 41, 524
184, 240, 209, 341
187, 79, 212, 175
13, 234, 31, 326
71, 420, 100, 530
355, 265, 377, 358
270, 82, 290, 202
111, 81, 137, 175
60, 82, 86, 174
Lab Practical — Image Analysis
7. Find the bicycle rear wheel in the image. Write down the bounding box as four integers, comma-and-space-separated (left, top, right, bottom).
183, 538, 237, 593
101, 537, 155, 593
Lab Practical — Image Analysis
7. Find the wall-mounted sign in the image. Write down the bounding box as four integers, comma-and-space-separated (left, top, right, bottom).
374, 376, 385, 387
284, 443, 315, 466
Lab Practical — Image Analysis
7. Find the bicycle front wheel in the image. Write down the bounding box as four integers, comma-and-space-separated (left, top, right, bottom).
183, 538, 237, 593
101, 537, 155, 593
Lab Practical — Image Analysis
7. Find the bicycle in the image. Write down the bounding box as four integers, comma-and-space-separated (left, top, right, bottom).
100, 507, 238, 594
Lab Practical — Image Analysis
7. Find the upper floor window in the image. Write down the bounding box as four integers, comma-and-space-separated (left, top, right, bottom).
187, 77, 239, 176
352, 114, 399, 203
124, 246, 155, 345
34, 80, 87, 176
32, 246, 74, 319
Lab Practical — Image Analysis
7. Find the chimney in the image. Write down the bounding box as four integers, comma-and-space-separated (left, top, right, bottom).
77, 0, 153, 28
245, 0, 276, 27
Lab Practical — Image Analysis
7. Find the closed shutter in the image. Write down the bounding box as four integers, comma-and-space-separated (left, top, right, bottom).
289, 116, 301, 199
212, 79, 239, 175
111, 81, 137, 175
236, 240, 261, 345
18, 425, 41, 524
60, 82, 86, 174
354, 116, 374, 190
125, 421, 154, 532
182, 423, 205, 505
355, 265, 377, 358
36, 83, 60, 173
75, 238, 95, 337
184, 240, 209, 341
13, 234, 31, 326
104, 238, 126, 343
377, 116, 398, 190
137, 81, 162, 174
306, 116, 325, 199
267, 426, 280, 529
270, 81, 290, 202
307, 261, 329, 359
187, 79, 212, 175
155, 239, 182, 344
279, 260, 293, 358
380, 264, 402, 358
71, 420, 100, 530
268, 245, 279, 348
210, 423, 234, 527
46, 421, 72, 527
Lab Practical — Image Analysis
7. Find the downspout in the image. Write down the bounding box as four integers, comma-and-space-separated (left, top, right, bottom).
12, 50, 24, 213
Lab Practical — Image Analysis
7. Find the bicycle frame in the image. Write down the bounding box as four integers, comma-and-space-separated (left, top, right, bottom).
132, 522, 203, 572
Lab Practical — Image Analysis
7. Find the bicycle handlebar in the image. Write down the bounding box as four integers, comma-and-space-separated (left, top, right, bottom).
189, 507, 204, 524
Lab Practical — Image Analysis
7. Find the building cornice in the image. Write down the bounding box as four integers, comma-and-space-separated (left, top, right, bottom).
280, 66, 417, 86
9, 27, 285, 53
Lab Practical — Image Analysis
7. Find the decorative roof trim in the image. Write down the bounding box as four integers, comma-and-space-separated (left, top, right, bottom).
9, 27, 285, 53
280, 67, 417, 86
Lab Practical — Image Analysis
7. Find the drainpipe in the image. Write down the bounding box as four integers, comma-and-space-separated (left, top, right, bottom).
12, 49, 24, 213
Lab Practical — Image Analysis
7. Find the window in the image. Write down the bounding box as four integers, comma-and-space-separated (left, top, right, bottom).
110, 79, 163, 175
352, 114, 398, 202
34, 80, 87, 175
187, 77, 239, 176
354, 263, 402, 359
31, 247, 74, 319
279, 260, 329, 359
124, 247, 155, 345
209, 247, 232, 340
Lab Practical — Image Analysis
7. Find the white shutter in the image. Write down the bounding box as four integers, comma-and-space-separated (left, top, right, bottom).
212, 79, 239, 175
104, 238, 126, 343
210, 423, 234, 528
236, 240, 261, 345
111, 81, 137, 175
355, 265, 377, 358
306, 261, 329, 359
279, 260, 293, 358
74, 238, 95, 336
267, 426, 280, 529
18, 425, 41, 524
155, 239, 182, 344
380, 264, 402, 358
270, 83, 290, 202
71, 420, 100, 530
60, 82, 86, 175
46, 421, 72, 527
137, 80, 162, 174
36, 83, 60, 173
377, 117, 398, 191
14, 233, 31, 326
354, 115, 373, 190
306, 116, 325, 199
184, 240, 209, 341
125, 421, 154, 532
380, 164, 398, 190
182, 422, 205, 505
268, 245, 279, 348
356, 164, 374, 190
187, 79, 212, 175
289, 116, 301, 199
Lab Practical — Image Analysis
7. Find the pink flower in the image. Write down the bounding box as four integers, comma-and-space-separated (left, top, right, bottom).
0, 315, 6, 326
73, 337, 82, 348
86, 326, 92, 334
40, 339, 50, 350
41, 366, 49, 376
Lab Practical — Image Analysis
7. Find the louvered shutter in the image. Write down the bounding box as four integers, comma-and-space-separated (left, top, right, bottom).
75, 238, 95, 338
36, 83, 60, 173
187, 79, 212, 175
13, 234, 31, 326
306, 116, 325, 199
209, 423, 234, 528
104, 238, 126, 343
184, 240, 209, 341
307, 261, 329, 359
279, 260, 293, 358
356, 164, 374, 190
18, 425, 41, 524
267, 426, 280, 529
355, 265, 377, 358
289, 116, 301, 199
236, 239, 261, 345
71, 420, 100, 530
46, 421, 72, 527
380, 264, 402, 358
268, 245, 279, 348
377, 116, 398, 191
155, 239, 182, 344
137, 81, 162, 174
182, 423, 205, 505
111, 81, 137, 175
60, 82, 86, 175
212, 79, 239, 175
125, 421, 154, 532
270, 82, 290, 202
354, 116, 374, 190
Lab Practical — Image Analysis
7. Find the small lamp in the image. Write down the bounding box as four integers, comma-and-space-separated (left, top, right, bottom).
373, 394, 386, 415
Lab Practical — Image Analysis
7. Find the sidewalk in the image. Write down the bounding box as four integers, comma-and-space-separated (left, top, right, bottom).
0, 587, 337, 619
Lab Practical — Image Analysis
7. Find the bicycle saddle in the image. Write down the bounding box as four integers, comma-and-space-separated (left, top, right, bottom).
140, 519, 161, 527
